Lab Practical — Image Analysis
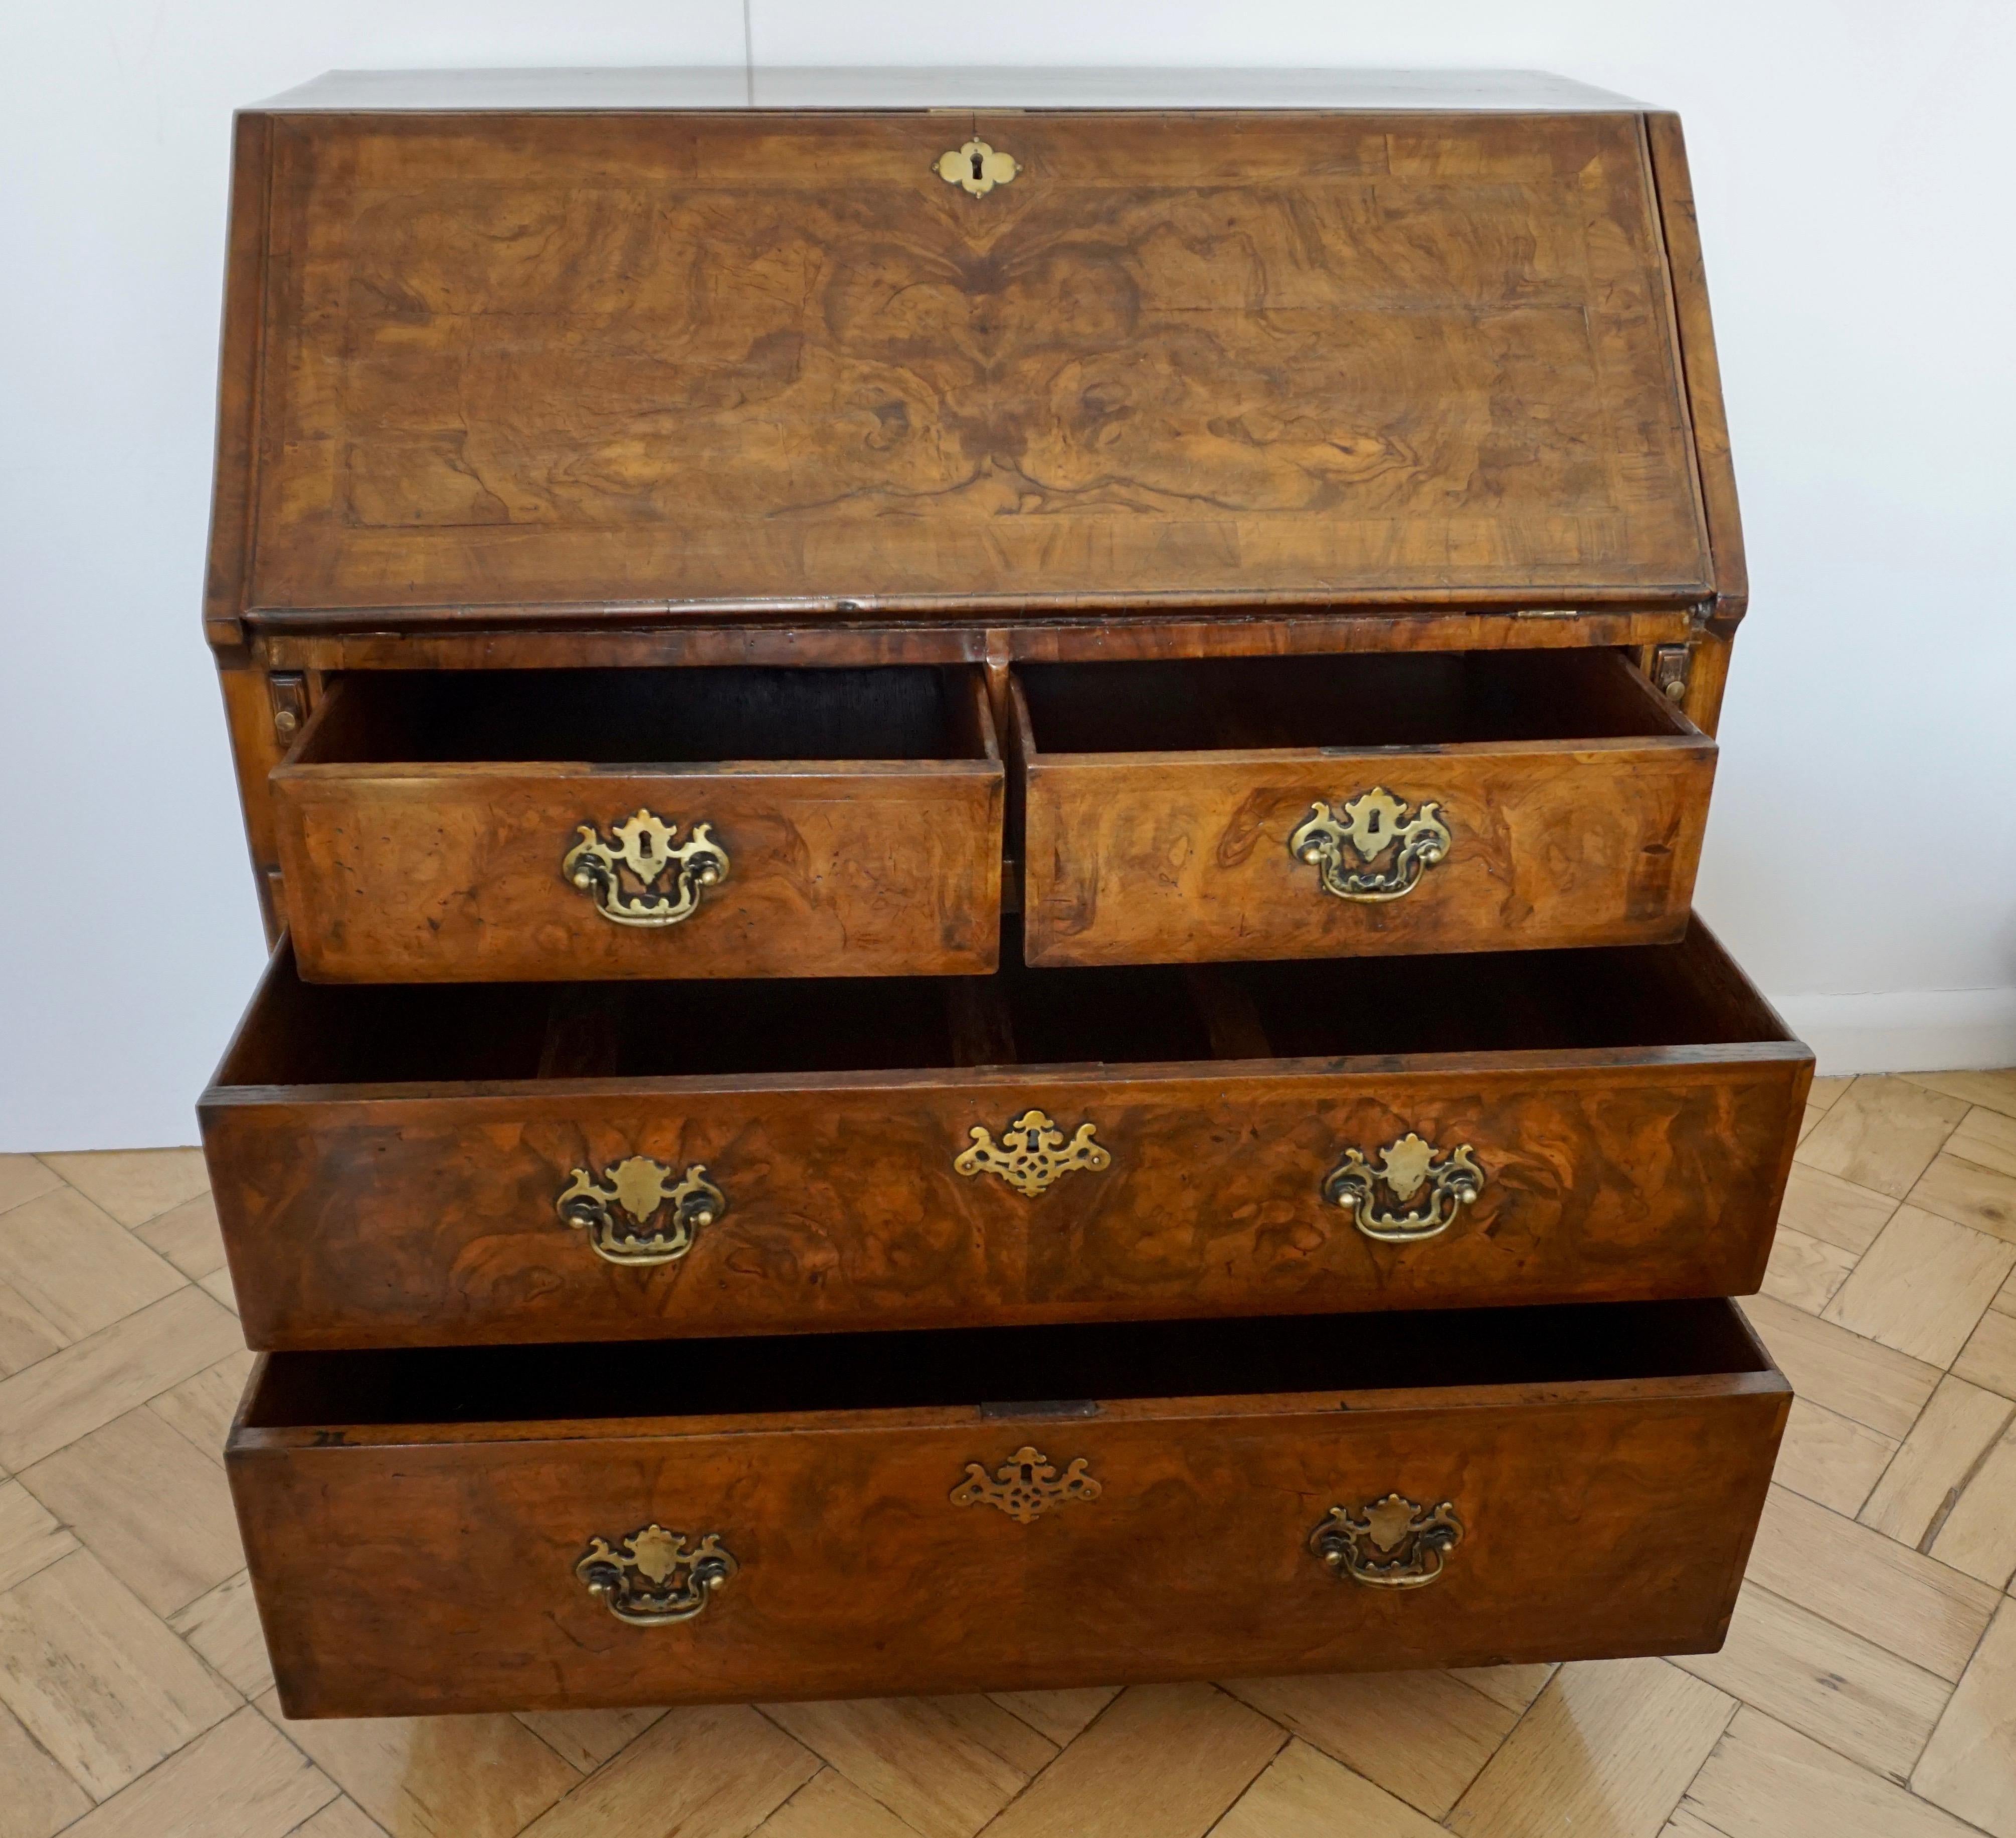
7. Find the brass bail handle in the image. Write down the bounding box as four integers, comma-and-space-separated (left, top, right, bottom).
558, 1157, 724, 1266
1290, 787, 1450, 902
1322, 1133, 1484, 1242
563, 808, 729, 928
1310, 1494, 1464, 1588
576, 1524, 738, 1625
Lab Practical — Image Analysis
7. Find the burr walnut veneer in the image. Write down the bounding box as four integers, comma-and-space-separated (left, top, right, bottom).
230, 1301, 1787, 1718
202, 921, 1803, 1351
199, 70, 1793, 1720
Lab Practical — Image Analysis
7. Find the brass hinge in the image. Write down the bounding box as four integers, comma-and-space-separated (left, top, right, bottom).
1511, 607, 1583, 620
1651, 644, 1692, 703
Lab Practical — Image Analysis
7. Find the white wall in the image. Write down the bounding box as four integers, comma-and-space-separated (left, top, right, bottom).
3, 2, 2012, 1151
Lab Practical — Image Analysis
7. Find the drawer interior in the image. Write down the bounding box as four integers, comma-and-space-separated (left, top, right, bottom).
241, 1298, 1770, 1430
1015, 648, 1697, 754
287, 665, 993, 766
218, 917, 1793, 1089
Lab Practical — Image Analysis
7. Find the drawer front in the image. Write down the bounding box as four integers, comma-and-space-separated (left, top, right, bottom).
1023, 743, 1714, 967
206, 1053, 1804, 1351
275, 763, 1002, 981
231, 1333, 1787, 1716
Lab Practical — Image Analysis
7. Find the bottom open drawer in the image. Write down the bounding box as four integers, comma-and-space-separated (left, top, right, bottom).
229, 1299, 1788, 1717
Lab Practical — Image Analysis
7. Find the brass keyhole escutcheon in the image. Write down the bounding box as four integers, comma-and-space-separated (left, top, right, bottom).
954, 1110, 1109, 1196
952, 1446, 1102, 1523
936, 139, 1019, 197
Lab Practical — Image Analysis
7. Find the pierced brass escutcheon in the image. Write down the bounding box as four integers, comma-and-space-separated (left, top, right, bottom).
563, 809, 729, 928
575, 1524, 738, 1625
1289, 788, 1451, 902
1322, 1133, 1484, 1242
952, 1446, 1102, 1523
936, 138, 1019, 197
1310, 1494, 1464, 1589
558, 1157, 724, 1265
954, 1110, 1110, 1197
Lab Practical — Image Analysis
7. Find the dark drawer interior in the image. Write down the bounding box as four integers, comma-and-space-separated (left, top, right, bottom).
242, 1297, 1772, 1432
1016, 648, 1698, 755
289, 664, 992, 767
217, 915, 1795, 1090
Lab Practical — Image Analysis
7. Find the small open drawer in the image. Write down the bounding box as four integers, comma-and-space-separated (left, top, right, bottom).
271, 666, 1004, 982
229, 1299, 1787, 1716
201, 917, 1809, 1351
1012, 648, 1715, 966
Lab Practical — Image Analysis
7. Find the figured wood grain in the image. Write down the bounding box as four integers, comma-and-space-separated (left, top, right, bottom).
271, 669, 1004, 982
201, 944, 1807, 1351
1017, 653, 1716, 967
228, 1335, 1787, 1717
233, 110, 1710, 620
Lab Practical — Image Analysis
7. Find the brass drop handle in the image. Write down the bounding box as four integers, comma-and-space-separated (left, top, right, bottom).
558, 1157, 723, 1265
1322, 1133, 1484, 1242
563, 808, 729, 928
954, 1110, 1110, 1197
1290, 788, 1450, 901
1311, 1494, 1463, 1589
576, 1525, 737, 1625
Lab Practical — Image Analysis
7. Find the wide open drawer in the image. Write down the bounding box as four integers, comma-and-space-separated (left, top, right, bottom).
1013, 649, 1715, 966
229, 1299, 1788, 1716
201, 919, 1810, 1351
271, 666, 1003, 981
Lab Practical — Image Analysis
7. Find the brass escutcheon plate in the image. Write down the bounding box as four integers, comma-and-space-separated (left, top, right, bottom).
936, 138, 1019, 196
951, 1446, 1102, 1523
954, 1110, 1110, 1197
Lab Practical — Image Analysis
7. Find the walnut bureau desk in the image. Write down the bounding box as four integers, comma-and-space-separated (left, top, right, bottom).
198, 69, 1808, 1718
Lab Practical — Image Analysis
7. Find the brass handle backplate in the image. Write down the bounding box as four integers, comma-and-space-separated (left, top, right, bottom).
558, 1157, 723, 1265
1322, 1132, 1484, 1242
1311, 1494, 1463, 1588
1290, 788, 1450, 901
954, 1110, 1110, 1197
563, 808, 729, 928
952, 1446, 1102, 1523
576, 1524, 737, 1625
936, 138, 1018, 196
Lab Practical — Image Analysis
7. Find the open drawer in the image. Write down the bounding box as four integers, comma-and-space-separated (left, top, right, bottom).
1012, 648, 1715, 966
201, 918, 1810, 1351
271, 666, 1004, 981
229, 1299, 1788, 1716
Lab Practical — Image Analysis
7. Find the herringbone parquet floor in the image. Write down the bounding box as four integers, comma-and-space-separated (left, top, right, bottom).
3, 1070, 2015, 1837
